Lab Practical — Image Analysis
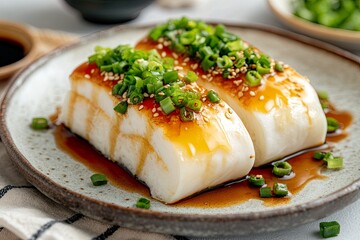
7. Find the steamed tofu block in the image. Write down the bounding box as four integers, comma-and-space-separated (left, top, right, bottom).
140, 19, 327, 166
60, 62, 255, 203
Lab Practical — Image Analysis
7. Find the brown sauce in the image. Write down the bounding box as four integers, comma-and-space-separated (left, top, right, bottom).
53, 105, 352, 207
0, 38, 26, 67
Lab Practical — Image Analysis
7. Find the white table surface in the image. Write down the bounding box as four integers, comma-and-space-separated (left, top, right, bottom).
0, 1, 359, 239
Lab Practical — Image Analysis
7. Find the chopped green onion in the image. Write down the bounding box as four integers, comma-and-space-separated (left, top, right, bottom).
160, 96, 176, 115
317, 90, 329, 100
260, 187, 272, 198
129, 91, 144, 104
185, 71, 198, 83
180, 30, 197, 45
320, 221, 340, 238
256, 62, 271, 75
313, 151, 326, 160
180, 107, 194, 122
275, 62, 284, 72
272, 161, 292, 177
163, 70, 178, 84
136, 197, 151, 209
273, 183, 288, 197
186, 99, 202, 111
114, 101, 128, 114
245, 70, 262, 87
326, 157, 343, 169
90, 173, 108, 186
249, 175, 265, 187
216, 56, 233, 69
207, 90, 221, 103
201, 55, 216, 71
31, 117, 49, 130
327, 117, 340, 133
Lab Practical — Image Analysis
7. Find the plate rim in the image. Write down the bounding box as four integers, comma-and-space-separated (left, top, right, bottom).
1, 22, 360, 235
268, 0, 360, 42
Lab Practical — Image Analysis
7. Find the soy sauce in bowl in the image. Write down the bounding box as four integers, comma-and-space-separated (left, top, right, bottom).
0, 38, 26, 67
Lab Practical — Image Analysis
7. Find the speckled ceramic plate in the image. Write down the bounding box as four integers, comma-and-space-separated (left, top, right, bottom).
1, 24, 360, 237
268, 0, 360, 51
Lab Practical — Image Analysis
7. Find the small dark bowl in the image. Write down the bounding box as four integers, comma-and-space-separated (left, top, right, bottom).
64, 0, 154, 24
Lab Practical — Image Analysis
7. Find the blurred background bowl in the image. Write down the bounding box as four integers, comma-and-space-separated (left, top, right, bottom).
64, 0, 154, 24
268, 0, 360, 51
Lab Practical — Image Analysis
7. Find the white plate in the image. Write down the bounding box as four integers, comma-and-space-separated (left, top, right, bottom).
268, 0, 360, 51
1, 24, 360, 237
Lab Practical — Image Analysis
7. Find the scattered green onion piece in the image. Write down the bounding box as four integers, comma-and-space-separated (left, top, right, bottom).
256, 62, 271, 75
186, 99, 202, 111
160, 96, 176, 115
326, 157, 343, 169
273, 183, 288, 197
129, 91, 144, 104
260, 187, 272, 198
275, 62, 284, 72
31, 117, 49, 130
249, 175, 265, 187
207, 90, 221, 103
245, 70, 262, 87
180, 30, 197, 45
327, 117, 340, 133
114, 101, 128, 114
320, 221, 340, 238
185, 71, 198, 83
313, 151, 326, 160
201, 55, 216, 72
216, 56, 233, 69
136, 197, 151, 209
272, 161, 292, 177
163, 70, 178, 84
180, 107, 194, 122
149, 26, 165, 41
90, 173, 108, 186
317, 90, 329, 100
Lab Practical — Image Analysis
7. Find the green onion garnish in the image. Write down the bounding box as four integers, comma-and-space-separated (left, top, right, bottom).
186, 99, 202, 111
163, 70, 179, 84
160, 96, 176, 115
245, 70, 262, 87
274, 62, 284, 72
317, 90, 329, 100
313, 151, 326, 160
327, 117, 340, 133
272, 161, 292, 177
320, 221, 340, 238
273, 183, 288, 197
31, 117, 49, 130
326, 157, 343, 169
259, 187, 272, 198
136, 197, 151, 209
207, 90, 221, 103
184, 71, 198, 83
90, 173, 108, 186
248, 175, 265, 187
114, 101, 128, 114
180, 107, 194, 122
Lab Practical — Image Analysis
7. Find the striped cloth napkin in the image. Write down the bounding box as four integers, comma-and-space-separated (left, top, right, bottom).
0, 142, 190, 240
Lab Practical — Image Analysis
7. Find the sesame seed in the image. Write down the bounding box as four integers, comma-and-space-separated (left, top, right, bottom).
172, 52, 178, 59
157, 44, 163, 49
191, 63, 198, 70
184, 57, 190, 62
178, 73, 184, 78
153, 113, 159, 117
203, 116, 209, 123
219, 102, 225, 107
152, 108, 157, 113
237, 92, 244, 98
101, 71, 105, 76
225, 112, 231, 119
150, 94, 154, 98
163, 41, 170, 47
259, 95, 265, 101
249, 91, 256, 96
122, 91, 127, 98
201, 75, 207, 79
90, 69, 95, 74
84, 74, 90, 79
158, 37, 164, 43
174, 66, 183, 70
174, 60, 179, 65
202, 97, 207, 102
104, 76, 108, 81
235, 68, 240, 73
228, 108, 233, 114
182, 62, 187, 66
233, 80, 242, 86
139, 105, 144, 110
158, 92, 165, 96
143, 93, 149, 97
161, 51, 167, 57
157, 107, 162, 111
